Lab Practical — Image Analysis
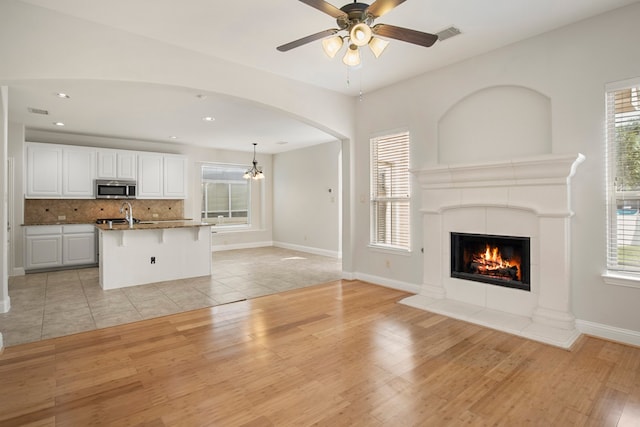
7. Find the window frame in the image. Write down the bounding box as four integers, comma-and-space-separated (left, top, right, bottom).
201, 163, 251, 229
369, 130, 412, 252
605, 78, 640, 283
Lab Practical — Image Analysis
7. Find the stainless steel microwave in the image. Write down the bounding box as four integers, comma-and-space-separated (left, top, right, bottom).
95, 179, 137, 199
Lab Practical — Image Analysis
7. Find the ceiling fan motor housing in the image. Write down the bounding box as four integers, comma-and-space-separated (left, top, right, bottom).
338, 2, 373, 29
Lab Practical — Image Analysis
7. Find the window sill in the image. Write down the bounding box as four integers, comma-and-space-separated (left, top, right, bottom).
602, 271, 640, 289
368, 244, 412, 256
210, 225, 251, 233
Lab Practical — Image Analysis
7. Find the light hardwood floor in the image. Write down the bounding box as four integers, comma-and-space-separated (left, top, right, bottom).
1, 280, 639, 426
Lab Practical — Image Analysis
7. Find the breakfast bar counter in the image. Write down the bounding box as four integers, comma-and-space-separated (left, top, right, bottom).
97, 221, 212, 290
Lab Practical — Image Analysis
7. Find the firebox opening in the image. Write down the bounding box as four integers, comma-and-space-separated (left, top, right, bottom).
450, 232, 531, 291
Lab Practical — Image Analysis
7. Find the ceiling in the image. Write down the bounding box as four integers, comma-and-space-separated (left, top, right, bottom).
5, 0, 639, 153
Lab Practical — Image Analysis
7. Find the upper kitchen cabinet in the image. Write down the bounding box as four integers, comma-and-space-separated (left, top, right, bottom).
164, 155, 188, 199
26, 142, 96, 198
97, 149, 137, 180
137, 153, 187, 199
26, 142, 186, 200
62, 147, 96, 198
26, 143, 62, 197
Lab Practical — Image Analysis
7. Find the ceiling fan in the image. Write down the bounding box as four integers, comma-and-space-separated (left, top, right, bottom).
276, 0, 438, 67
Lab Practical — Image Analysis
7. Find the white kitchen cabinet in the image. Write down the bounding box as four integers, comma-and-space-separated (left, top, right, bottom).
97, 149, 137, 180
24, 224, 97, 271
27, 142, 186, 200
63, 147, 95, 198
137, 153, 187, 199
26, 143, 63, 197
27, 142, 95, 198
24, 225, 63, 270
137, 153, 164, 198
164, 155, 188, 198
62, 225, 97, 266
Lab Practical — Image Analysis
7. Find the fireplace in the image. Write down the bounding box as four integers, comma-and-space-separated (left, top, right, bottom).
450, 232, 530, 291
400, 154, 585, 348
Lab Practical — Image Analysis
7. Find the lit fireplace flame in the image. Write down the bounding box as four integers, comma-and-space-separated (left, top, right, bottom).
471, 244, 521, 281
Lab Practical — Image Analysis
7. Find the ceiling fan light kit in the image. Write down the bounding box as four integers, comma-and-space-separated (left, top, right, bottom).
342, 43, 361, 66
368, 36, 389, 58
322, 35, 344, 58
278, 0, 439, 68
350, 22, 372, 46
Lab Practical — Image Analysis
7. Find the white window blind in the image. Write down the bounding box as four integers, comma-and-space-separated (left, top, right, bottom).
606, 83, 640, 273
370, 131, 411, 250
201, 164, 250, 226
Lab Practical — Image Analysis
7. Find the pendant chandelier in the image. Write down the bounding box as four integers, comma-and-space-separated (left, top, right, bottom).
243, 143, 264, 180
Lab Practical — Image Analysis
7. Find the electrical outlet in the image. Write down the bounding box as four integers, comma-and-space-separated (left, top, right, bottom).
152, 213, 159, 218
385, 260, 391, 268
150, 256, 156, 264
58, 215, 66, 220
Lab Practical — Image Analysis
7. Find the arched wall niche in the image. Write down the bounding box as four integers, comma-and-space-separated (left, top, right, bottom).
437, 85, 552, 164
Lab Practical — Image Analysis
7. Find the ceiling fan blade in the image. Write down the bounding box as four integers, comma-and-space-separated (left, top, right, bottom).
298, 0, 347, 19
277, 29, 339, 52
366, 0, 407, 19
373, 24, 438, 47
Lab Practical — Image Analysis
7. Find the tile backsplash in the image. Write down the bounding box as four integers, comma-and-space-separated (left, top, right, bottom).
24, 199, 185, 225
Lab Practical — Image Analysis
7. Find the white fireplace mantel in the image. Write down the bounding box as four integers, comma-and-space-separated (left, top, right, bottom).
401, 153, 585, 349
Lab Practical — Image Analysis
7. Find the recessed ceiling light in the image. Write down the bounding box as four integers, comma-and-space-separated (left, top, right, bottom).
53, 122, 65, 126
169, 136, 178, 139
202, 116, 215, 122
56, 92, 70, 99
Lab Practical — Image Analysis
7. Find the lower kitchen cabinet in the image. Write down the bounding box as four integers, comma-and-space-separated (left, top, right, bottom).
24, 224, 97, 271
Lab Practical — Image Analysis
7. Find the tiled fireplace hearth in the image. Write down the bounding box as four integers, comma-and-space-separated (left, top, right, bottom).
400, 153, 585, 348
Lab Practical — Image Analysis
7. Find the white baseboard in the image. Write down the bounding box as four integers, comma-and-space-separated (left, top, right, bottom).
0, 296, 10, 314
273, 241, 341, 259
355, 272, 421, 294
0, 332, 3, 352
576, 319, 640, 347
11, 267, 25, 277
211, 241, 273, 252
342, 271, 356, 281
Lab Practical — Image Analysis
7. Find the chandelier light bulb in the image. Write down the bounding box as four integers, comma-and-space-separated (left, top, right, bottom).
322, 35, 344, 58
342, 44, 361, 67
368, 36, 389, 58
350, 23, 372, 47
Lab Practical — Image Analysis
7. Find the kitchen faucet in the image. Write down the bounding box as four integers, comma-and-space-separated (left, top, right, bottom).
120, 201, 134, 228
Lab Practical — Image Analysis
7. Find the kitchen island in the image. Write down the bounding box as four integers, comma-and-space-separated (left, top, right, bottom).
96, 221, 212, 290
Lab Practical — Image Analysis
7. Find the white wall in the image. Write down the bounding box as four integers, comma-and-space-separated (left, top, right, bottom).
273, 141, 341, 258
354, 3, 640, 338
8, 122, 24, 275
1, 87, 10, 325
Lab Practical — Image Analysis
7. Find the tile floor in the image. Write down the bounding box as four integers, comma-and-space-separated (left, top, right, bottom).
0, 247, 342, 347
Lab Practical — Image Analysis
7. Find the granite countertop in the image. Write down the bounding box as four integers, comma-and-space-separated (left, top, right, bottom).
23, 218, 195, 227
95, 220, 211, 231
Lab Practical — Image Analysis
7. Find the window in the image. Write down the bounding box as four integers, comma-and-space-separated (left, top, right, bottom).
606, 81, 640, 274
201, 164, 250, 226
370, 130, 411, 250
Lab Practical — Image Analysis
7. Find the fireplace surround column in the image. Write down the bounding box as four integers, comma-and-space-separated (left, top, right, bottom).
533, 216, 574, 330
